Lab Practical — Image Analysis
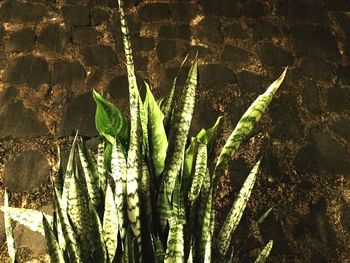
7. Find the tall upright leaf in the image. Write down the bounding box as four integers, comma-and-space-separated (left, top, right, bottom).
217, 160, 261, 255
118, 0, 142, 256
89, 203, 107, 263
93, 90, 129, 146
144, 82, 168, 177
42, 215, 65, 263
98, 138, 107, 195
215, 69, 287, 174
4, 189, 16, 263
254, 240, 273, 263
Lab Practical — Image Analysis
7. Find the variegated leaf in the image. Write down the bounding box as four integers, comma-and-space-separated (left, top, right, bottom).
215, 69, 287, 173
89, 203, 107, 262
4, 189, 16, 263
140, 159, 153, 232
217, 160, 261, 255
42, 214, 65, 263
93, 89, 129, 146
98, 138, 107, 195
145, 82, 168, 177
103, 183, 119, 263
188, 143, 207, 204
199, 186, 213, 263
254, 240, 273, 263
111, 139, 127, 241
160, 57, 198, 203
152, 235, 165, 263
0, 206, 53, 236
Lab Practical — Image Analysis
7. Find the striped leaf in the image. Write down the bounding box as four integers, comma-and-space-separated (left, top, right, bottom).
140, 159, 153, 232
55, 146, 64, 195
118, 0, 142, 257
111, 139, 127, 241
67, 166, 94, 261
188, 143, 207, 204
254, 240, 273, 263
42, 214, 65, 263
152, 235, 165, 263
217, 160, 261, 255
161, 57, 198, 202
0, 206, 53, 236
4, 189, 16, 263
93, 89, 129, 146
199, 187, 213, 263
89, 203, 107, 262
215, 68, 287, 172
77, 137, 102, 210
161, 54, 189, 130
97, 139, 107, 195
145, 82, 168, 176
54, 187, 81, 263
139, 93, 149, 156
103, 183, 119, 263
62, 132, 78, 211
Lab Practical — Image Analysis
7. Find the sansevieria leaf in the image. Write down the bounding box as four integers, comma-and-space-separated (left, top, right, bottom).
217, 160, 261, 255
254, 240, 273, 263
42, 215, 65, 263
145, 82, 168, 177
93, 90, 129, 146
4, 189, 16, 263
89, 203, 107, 263
215, 68, 287, 173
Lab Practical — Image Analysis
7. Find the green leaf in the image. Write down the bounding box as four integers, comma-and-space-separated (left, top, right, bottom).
103, 183, 119, 263
217, 160, 261, 255
196, 116, 223, 147
145, 82, 168, 176
140, 159, 153, 232
215, 68, 287, 173
93, 89, 129, 145
111, 139, 127, 241
152, 235, 165, 263
188, 143, 207, 204
161, 57, 198, 202
89, 203, 107, 263
0, 206, 53, 236
254, 240, 273, 263
98, 138, 107, 195
4, 189, 16, 263
42, 215, 65, 263
200, 190, 213, 263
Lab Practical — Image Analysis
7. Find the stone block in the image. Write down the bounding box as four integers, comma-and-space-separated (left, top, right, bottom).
324, 0, 350, 11
199, 64, 235, 87
81, 45, 117, 67
237, 70, 263, 92
5, 28, 35, 52
38, 24, 69, 52
91, 7, 110, 25
0, 0, 46, 23
61, 5, 90, 26
303, 82, 321, 114
257, 42, 294, 66
327, 87, 350, 112
223, 23, 249, 39
221, 45, 250, 64
242, 0, 271, 18
193, 17, 224, 44
330, 118, 350, 143
251, 20, 282, 40
159, 24, 190, 40
138, 3, 171, 21
198, 0, 240, 17
4, 56, 50, 88
72, 27, 101, 46
298, 57, 335, 81
3, 150, 50, 192
52, 60, 86, 86
156, 40, 176, 63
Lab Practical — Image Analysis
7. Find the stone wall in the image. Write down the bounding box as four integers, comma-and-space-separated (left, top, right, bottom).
0, 0, 350, 261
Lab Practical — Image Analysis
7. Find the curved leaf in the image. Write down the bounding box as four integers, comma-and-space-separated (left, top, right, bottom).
93, 90, 129, 145
217, 160, 261, 255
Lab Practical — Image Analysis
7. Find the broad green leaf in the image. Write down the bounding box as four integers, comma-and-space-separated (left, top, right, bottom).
217, 160, 261, 255
4, 189, 16, 263
103, 183, 119, 263
254, 240, 273, 263
54, 187, 81, 263
119, 0, 142, 257
196, 116, 223, 147
93, 90, 129, 145
161, 57, 198, 202
215, 68, 287, 173
77, 137, 102, 210
0, 206, 53, 236
42, 215, 65, 263
111, 139, 127, 241
145, 82, 168, 176
188, 143, 207, 204
67, 166, 94, 261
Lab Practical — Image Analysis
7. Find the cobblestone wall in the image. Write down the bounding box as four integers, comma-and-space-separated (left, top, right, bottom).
0, 0, 350, 261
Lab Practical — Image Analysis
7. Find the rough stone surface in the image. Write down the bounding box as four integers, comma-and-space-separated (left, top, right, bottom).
108, 74, 143, 106
159, 24, 190, 40
0, 102, 48, 138
237, 70, 263, 92
0, 0, 46, 23
156, 40, 176, 63
303, 82, 321, 114
5, 28, 35, 52
223, 23, 249, 39
324, 0, 350, 11
138, 3, 171, 21
257, 42, 294, 66
198, 0, 240, 17
4, 56, 50, 88
295, 127, 350, 173
0, 87, 18, 105
251, 20, 282, 40
193, 17, 224, 44
338, 65, 350, 85
242, 0, 271, 18
298, 58, 335, 81
37, 24, 69, 52
61, 5, 90, 26
72, 27, 100, 46
327, 87, 350, 112
91, 7, 109, 25
81, 45, 117, 67
58, 92, 97, 137
52, 60, 86, 86
3, 150, 50, 192
199, 64, 236, 87
290, 25, 341, 60
330, 118, 350, 143
221, 45, 250, 64
131, 35, 155, 52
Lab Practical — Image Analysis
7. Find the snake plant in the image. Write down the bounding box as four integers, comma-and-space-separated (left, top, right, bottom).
2, 0, 287, 262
